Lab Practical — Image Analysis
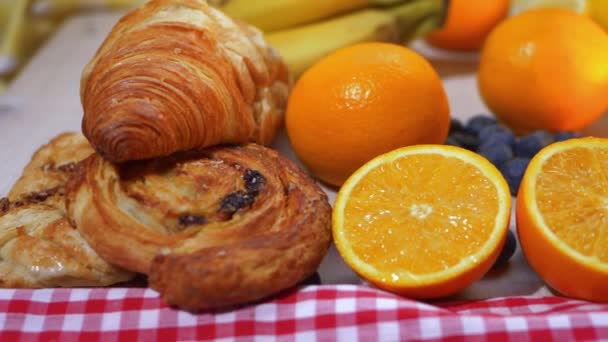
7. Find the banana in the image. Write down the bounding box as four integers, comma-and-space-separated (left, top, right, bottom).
0, 1, 11, 20
590, 0, 608, 30
209, 0, 409, 32
0, 0, 29, 77
30, 0, 146, 17
0, 0, 60, 82
20, 17, 59, 58
265, 0, 444, 77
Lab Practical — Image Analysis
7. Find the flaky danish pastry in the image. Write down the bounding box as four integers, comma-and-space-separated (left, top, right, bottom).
0, 132, 133, 287
0, 204, 133, 287
80, 0, 291, 162
8, 132, 94, 209
66, 143, 331, 310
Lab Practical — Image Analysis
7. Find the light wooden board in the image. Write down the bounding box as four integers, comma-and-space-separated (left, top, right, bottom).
3, 11, 593, 298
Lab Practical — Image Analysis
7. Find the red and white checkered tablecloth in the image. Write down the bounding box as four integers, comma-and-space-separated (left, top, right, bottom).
0, 284, 606, 341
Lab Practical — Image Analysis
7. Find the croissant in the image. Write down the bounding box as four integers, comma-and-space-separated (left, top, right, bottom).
66, 143, 332, 310
0, 132, 134, 287
80, 0, 291, 162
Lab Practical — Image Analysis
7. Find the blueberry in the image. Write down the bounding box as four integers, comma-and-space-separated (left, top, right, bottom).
449, 118, 465, 134
465, 114, 497, 135
449, 131, 478, 151
499, 158, 530, 196
514, 131, 553, 158
478, 129, 516, 149
444, 135, 462, 147
553, 131, 581, 142
478, 142, 513, 167
478, 124, 513, 141
493, 229, 517, 268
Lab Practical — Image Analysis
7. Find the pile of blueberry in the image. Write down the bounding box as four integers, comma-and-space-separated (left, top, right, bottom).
446, 114, 580, 196
445, 115, 581, 269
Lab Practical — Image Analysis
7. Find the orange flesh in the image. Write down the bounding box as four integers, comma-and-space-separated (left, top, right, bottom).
535, 146, 608, 263
342, 154, 500, 278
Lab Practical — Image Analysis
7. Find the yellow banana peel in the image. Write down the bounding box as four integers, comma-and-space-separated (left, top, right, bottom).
589, 0, 608, 30
0, 0, 29, 77
210, 0, 411, 32
20, 18, 59, 59
1, 0, 60, 82
265, 0, 445, 77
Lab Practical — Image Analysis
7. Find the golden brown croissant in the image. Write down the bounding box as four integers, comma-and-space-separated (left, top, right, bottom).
80, 0, 291, 162
0, 132, 134, 287
66, 143, 331, 310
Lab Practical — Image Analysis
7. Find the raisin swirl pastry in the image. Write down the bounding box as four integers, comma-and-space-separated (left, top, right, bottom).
0, 132, 134, 287
66, 143, 332, 310
81, 0, 291, 162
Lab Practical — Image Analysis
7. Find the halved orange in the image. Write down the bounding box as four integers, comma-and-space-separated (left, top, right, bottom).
332, 145, 512, 298
517, 137, 608, 302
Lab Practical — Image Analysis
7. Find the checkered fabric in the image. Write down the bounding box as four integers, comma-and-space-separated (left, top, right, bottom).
1, 285, 606, 341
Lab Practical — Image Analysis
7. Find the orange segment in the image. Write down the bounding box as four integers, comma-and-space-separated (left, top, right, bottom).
517, 137, 608, 302
333, 145, 512, 299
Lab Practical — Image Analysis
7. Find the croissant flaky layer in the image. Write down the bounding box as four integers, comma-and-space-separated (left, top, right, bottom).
81, 0, 291, 162
0, 132, 134, 288
66, 143, 332, 311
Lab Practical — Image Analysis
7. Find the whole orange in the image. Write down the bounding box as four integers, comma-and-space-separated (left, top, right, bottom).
478, 8, 608, 133
425, 0, 510, 51
285, 42, 450, 187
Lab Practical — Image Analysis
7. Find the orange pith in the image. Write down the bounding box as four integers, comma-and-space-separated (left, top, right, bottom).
517, 137, 608, 301
333, 145, 511, 298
